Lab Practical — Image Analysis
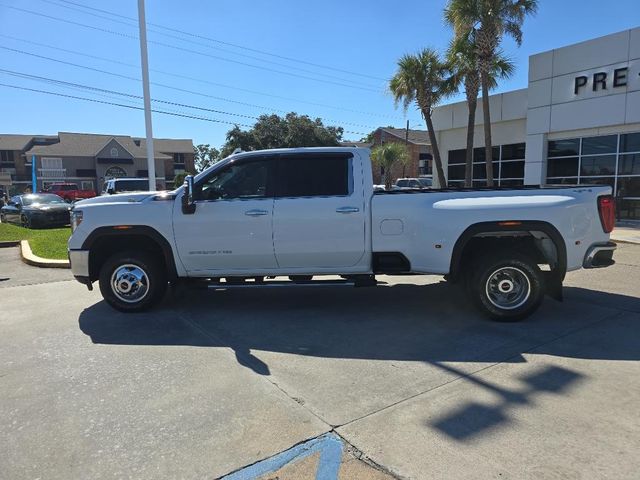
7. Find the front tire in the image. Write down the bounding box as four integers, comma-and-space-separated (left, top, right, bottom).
21, 214, 32, 228
469, 251, 544, 322
99, 251, 167, 312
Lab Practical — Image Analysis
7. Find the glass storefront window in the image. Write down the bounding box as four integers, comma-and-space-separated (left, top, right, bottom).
448, 164, 465, 181
618, 153, 640, 175
580, 155, 616, 176
473, 147, 500, 162
581, 135, 617, 155
472, 162, 499, 179
617, 177, 640, 197
447, 144, 525, 186
548, 139, 579, 157
501, 143, 526, 160
501, 161, 525, 179
499, 179, 524, 187
577, 177, 615, 189
547, 132, 640, 220
620, 133, 640, 153
447, 149, 466, 165
546, 177, 578, 185
547, 157, 579, 177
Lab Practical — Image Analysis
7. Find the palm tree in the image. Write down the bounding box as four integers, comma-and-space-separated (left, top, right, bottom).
371, 143, 409, 190
445, 0, 538, 186
389, 48, 453, 188
447, 37, 514, 187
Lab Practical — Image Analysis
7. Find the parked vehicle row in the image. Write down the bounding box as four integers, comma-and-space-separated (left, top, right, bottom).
0, 193, 71, 228
43, 183, 96, 202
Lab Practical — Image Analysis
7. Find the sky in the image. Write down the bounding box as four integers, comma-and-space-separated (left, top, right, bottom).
1, 0, 639, 148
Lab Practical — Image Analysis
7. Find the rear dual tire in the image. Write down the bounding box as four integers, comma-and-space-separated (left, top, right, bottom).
467, 252, 544, 322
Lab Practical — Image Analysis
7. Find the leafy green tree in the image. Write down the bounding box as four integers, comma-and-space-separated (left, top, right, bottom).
371, 143, 409, 191
193, 144, 220, 173
445, 0, 538, 186
220, 113, 344, 157
389, 48, 453, 188
447, 37, 514, 186
173, 171, 192, 187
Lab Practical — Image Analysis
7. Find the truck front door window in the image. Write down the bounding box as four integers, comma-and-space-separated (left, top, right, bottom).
199, 161, 268, 201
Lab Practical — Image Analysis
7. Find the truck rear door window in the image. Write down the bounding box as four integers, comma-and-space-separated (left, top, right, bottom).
277, 155, 351, 197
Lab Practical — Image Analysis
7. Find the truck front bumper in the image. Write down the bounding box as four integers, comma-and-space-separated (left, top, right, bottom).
583, 241, 616, 268
68, 249, 93, 290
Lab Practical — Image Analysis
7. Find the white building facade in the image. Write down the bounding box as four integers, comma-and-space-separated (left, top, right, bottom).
433, 27, 640, 221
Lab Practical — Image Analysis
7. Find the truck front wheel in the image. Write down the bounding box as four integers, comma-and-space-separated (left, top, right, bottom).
99, 251, 167, 312
469, 252, 544, 322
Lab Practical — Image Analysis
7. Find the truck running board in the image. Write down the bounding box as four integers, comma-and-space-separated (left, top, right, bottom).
204, 278, 377, 290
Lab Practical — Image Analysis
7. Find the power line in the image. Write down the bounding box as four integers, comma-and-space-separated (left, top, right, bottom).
36, 0, 383, 88
0, 82, 255, 128
0, 81, 368, 136
1, 4, 381, 92
0, 76, 369, 136
0, 69, 260, 121
0, 47, 378, 130
48, 0, 388, 82
0, 33, 406, 121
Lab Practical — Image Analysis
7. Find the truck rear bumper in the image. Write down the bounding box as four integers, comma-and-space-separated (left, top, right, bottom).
583, 241, 616, 268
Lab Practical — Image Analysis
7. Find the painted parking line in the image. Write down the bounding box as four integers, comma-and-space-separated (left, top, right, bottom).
220, 433, 343, 480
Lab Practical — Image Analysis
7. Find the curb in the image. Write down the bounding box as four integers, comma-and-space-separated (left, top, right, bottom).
0, 240, 20, 248
19, 240, 70, 269
610, 236, 640, 245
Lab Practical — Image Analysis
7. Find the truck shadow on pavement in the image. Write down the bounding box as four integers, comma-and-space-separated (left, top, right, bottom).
79, 280, 640, 372
78, 280, 639, 441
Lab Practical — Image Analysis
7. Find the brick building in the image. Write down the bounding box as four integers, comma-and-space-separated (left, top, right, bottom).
0, 132, 194, 195
343, 127, 433, 185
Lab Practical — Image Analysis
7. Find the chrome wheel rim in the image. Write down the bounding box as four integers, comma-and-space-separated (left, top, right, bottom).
110, 264, 150, 303
485, 266, 531, 310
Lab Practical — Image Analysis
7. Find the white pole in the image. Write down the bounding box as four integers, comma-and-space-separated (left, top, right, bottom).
137, 0, 156, 191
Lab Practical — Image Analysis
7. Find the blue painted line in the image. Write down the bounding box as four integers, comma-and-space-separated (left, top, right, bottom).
220, 433, 344, 480
315, 435, 343, 480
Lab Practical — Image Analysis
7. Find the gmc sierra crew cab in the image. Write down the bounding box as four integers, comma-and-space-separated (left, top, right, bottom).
68, 147, 617, 321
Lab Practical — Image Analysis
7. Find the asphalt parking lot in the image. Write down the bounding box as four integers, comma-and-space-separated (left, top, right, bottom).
1, 243, 639, 479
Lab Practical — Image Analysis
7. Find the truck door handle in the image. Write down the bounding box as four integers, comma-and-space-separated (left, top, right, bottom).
336, 206, 360, 214
245, 209, 269, 217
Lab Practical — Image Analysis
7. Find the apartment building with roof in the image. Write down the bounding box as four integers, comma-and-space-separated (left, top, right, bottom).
0, 132, 194, 195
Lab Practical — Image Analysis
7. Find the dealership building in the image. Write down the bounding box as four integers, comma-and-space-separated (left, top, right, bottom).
433, 27, 640, 221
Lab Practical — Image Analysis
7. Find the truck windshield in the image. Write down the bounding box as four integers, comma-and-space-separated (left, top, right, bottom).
114, 180, 149, 192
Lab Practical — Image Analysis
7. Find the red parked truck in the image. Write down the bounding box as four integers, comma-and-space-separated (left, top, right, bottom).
43, 183, 96, 202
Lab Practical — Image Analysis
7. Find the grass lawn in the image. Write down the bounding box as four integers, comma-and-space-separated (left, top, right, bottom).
0, 223, 71, 260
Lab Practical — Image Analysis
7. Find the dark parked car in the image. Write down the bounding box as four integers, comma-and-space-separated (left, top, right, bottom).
0, 193, 71, 228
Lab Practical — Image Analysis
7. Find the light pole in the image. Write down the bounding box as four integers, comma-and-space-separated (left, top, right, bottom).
137, 0, 156, 191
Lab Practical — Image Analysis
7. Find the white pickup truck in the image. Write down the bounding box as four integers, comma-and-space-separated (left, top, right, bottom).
68, 147, 617, 321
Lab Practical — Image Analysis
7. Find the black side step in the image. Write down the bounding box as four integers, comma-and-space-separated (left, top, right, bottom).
207, 279, 360, 290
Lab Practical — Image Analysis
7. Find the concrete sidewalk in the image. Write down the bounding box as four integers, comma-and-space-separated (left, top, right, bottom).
611, 226, 640, 244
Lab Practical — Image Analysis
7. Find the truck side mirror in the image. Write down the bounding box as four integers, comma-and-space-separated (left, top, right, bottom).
182, 175, 196, 214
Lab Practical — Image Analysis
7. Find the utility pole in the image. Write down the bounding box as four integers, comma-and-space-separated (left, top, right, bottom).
403, 120, 409, 178
137, 0, 156, 191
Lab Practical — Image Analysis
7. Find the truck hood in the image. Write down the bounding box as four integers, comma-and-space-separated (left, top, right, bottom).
74, 192, 165, 206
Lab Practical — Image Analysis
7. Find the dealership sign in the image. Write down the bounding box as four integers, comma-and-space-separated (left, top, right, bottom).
574, 67, 631, 94
571, 60, 640, 97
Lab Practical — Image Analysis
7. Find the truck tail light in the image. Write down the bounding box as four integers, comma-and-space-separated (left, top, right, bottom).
597, 195, 615, 233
